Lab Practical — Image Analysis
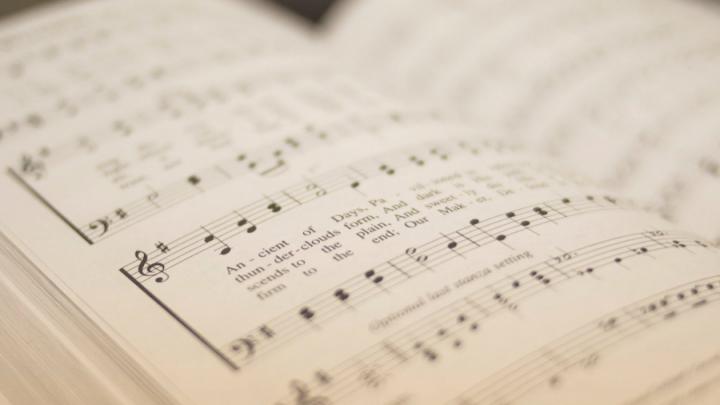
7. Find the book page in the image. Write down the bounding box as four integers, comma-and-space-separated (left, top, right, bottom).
328, 0, 720, 244
1, 1, 720, 405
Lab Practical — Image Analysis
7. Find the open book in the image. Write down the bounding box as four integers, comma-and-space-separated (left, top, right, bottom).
1, 0, 720, 404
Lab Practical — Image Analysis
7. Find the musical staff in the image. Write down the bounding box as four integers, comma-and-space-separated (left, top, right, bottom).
64, 110, 444, 244
219, 195, 629, 368
112, 138, 508, 273
449, 276, 720, 405
276, 232, 715, 404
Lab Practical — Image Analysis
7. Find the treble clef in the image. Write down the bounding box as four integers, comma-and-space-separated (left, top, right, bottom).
135, 250, 169, 283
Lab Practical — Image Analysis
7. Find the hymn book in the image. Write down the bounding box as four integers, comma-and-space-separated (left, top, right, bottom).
1, 0, 720, 404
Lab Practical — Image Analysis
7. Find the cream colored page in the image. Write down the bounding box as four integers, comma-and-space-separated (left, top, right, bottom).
328, 0, 720, 244
2, 1, 720, 405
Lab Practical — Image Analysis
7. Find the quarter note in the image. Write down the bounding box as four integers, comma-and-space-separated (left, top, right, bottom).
299, 307, 315, 320
202, 227, 232, 255
334, 288, 350, 302
233, 210, 257, 233
365, 270, 384, 286
234, 212, 258, 233
379, 164, 395, 175
409, 155, 425, 166
187, 175, 201, 186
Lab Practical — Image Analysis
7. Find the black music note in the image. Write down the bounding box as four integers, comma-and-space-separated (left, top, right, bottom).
598, 317, 618, 331
310, 371, 331, 387
379, 164, 395, 175
672, 240, 687, 248
202, 227, 232, 255
306, 182, 327, 197
334, 288, 350, 302
115, 208, 127, 219
365, 270, 384, 286
429, 148, 449, 160
409, 155, 425, 166
421, 347, 438, 362
529, 270, 551, 285
236, 217, 257, 233
187, 175, 201, 186
350, 181, 360, 189
532, 207, 549, 216
268, 201, 282, 213
492, 292, 518, 310
134, 250, 169, 283
111, 120, 132, 136
299, 307, 315, 320
285, 137, 300, 149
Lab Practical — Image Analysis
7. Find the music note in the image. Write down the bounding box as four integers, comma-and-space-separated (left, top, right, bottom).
236, 217, 257, 233
134, 250, 169, 283
529, 270, 551, 285
299, 307, 315, 320
409, 155, 425, 166
267, 201, 282, 213
187, 175, 201, 186
405, 247, 429, 263
379, 164, 395, 175
365, 270, 384, 286
334, 288, 350, 302
202, 227, 232, 255
115, 208, 127, 219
